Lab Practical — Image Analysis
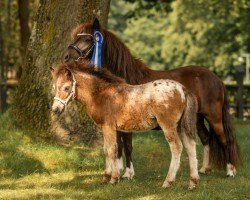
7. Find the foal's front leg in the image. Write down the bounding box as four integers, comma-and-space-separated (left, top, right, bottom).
102, 125, 120, 184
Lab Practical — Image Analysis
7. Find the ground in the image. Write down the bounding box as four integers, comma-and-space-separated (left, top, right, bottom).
0, 113, 249, 200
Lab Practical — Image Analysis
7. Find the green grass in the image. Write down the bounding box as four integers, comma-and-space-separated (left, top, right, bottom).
0, 113, 249, 200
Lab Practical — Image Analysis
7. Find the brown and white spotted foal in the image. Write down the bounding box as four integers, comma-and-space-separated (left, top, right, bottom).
51, 61, 199, 189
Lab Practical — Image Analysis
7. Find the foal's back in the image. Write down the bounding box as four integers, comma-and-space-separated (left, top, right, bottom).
115, 79, 187, 132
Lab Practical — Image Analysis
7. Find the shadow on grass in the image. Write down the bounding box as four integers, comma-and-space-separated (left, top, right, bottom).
0, 124, 49, 179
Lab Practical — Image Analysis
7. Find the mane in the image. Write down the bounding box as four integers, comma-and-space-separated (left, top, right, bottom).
71, 23, 151, 84
54, 61, 125, 84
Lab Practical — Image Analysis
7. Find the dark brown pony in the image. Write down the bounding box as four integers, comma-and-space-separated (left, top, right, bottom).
62, 19, 241, 178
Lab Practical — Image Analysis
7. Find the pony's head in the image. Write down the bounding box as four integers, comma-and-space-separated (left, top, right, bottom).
62, 18, 101, 63
50, 65, 76, 115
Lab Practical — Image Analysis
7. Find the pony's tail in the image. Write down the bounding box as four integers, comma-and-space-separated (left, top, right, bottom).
181, 92, 198, 139
209, 87, 242, 169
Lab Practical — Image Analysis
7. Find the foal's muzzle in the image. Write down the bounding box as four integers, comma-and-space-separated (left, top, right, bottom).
51, 101, 65, 116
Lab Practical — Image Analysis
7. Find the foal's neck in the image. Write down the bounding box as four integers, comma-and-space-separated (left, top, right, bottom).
74, 72, 118, 105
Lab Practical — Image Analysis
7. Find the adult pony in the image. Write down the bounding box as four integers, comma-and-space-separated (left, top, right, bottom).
51, 61, 199, 189
62, 19, 241, 178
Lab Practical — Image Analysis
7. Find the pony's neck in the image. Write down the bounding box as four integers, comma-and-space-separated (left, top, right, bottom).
102, 30, 151, 84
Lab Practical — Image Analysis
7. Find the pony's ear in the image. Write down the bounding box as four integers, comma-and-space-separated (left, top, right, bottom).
92, 18, 100, 30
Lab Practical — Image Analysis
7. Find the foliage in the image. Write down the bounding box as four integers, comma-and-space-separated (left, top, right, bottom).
0, 113, 250, 199
109, 1, 168, 70
0, 0, 37, 72
109, 0, 250, 78
162, 0, 250, 77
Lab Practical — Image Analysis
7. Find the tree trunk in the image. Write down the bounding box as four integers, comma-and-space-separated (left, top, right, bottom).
0, 14, 7, 113
18, 0, 31, 78
13, 0, 111, 144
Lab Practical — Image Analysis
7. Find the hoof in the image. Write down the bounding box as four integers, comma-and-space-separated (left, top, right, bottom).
122, 163, 135, 180
199, 167, 211, 174
188, 178, 199, 190
226, 164, 236, 178
226, 174, 235, 178
102, 174, 111, 183
109, 177, 119, 184
162, 180, 174, 188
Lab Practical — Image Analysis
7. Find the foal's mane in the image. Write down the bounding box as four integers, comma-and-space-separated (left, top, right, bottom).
71, 23, 151, 84
55, 61, 125, 84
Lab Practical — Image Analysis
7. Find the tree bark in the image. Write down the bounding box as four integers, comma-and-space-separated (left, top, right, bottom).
0, 14, 7, 113
13, 0, 111, 144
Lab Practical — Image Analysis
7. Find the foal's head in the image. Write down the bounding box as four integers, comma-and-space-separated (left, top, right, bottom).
51, 61, 125, 115
50, 65, 76, 115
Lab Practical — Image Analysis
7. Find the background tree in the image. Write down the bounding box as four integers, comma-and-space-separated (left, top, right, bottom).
18, 0, 31, 77
13, 0, 111, 144
161, 0, 250, 77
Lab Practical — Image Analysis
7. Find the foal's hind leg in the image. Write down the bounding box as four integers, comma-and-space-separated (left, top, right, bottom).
160, 125, 183, 188
122, 133, 135, 179
181, 132, 199, 189
197, 114, 211, 174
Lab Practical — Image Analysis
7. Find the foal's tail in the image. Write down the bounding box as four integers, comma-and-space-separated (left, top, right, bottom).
209, 86, 242, 169
180, 92, 198, 139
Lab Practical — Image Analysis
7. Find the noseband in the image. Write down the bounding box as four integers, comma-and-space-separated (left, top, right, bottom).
54, 72, 77, 110
68, 33, 94, 59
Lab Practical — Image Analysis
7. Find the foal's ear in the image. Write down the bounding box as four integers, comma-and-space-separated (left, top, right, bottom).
50, 67, 55, 77
64, 67, 73, 79
92, 18, 100, 30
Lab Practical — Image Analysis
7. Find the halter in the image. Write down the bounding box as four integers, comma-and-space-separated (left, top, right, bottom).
68, 33, 94, 59
53, 72, 77, 110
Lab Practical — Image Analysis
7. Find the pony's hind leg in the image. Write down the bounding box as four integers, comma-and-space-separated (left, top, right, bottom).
181, 132, 199, 189
160, 125, 183, 188
197, 114, 211, 174
116, 131, 124, 173
102, 125, 120, 184
122, 133, 135, 179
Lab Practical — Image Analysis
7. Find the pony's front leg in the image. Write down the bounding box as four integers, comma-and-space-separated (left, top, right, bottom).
102, 125, 120, 184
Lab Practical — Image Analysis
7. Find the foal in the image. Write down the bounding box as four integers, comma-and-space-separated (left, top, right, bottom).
51, 61, 199, 189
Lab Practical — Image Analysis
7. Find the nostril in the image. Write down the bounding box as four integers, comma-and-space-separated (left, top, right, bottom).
52, 107, 59, 114
64, 54, 69, 61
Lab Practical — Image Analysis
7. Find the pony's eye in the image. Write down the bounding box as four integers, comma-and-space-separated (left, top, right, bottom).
64, 86, 70, 92
84, 38, 91, 42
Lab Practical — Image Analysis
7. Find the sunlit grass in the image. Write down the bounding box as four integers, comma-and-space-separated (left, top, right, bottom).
0, 112, 249, 199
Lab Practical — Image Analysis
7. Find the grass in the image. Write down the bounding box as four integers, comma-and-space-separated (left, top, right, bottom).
0, 113, 249, 199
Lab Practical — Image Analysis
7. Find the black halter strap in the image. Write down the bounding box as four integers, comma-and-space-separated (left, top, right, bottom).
68, 33, 94, 59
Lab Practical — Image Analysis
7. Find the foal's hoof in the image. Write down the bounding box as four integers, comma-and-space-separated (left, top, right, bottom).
188, 178, 199, 190
162, 180, 174, 188
109, 177, 119, 184
199, 167, 211, 174
102, 174, 111, 183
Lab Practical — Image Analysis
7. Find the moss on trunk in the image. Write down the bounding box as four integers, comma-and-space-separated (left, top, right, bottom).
13, 0, 111, 144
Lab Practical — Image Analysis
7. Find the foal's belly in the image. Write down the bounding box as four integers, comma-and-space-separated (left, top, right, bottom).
116, 114, 158, 132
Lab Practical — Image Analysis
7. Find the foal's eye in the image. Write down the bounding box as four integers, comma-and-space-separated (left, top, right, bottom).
64, 86, 70, 92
